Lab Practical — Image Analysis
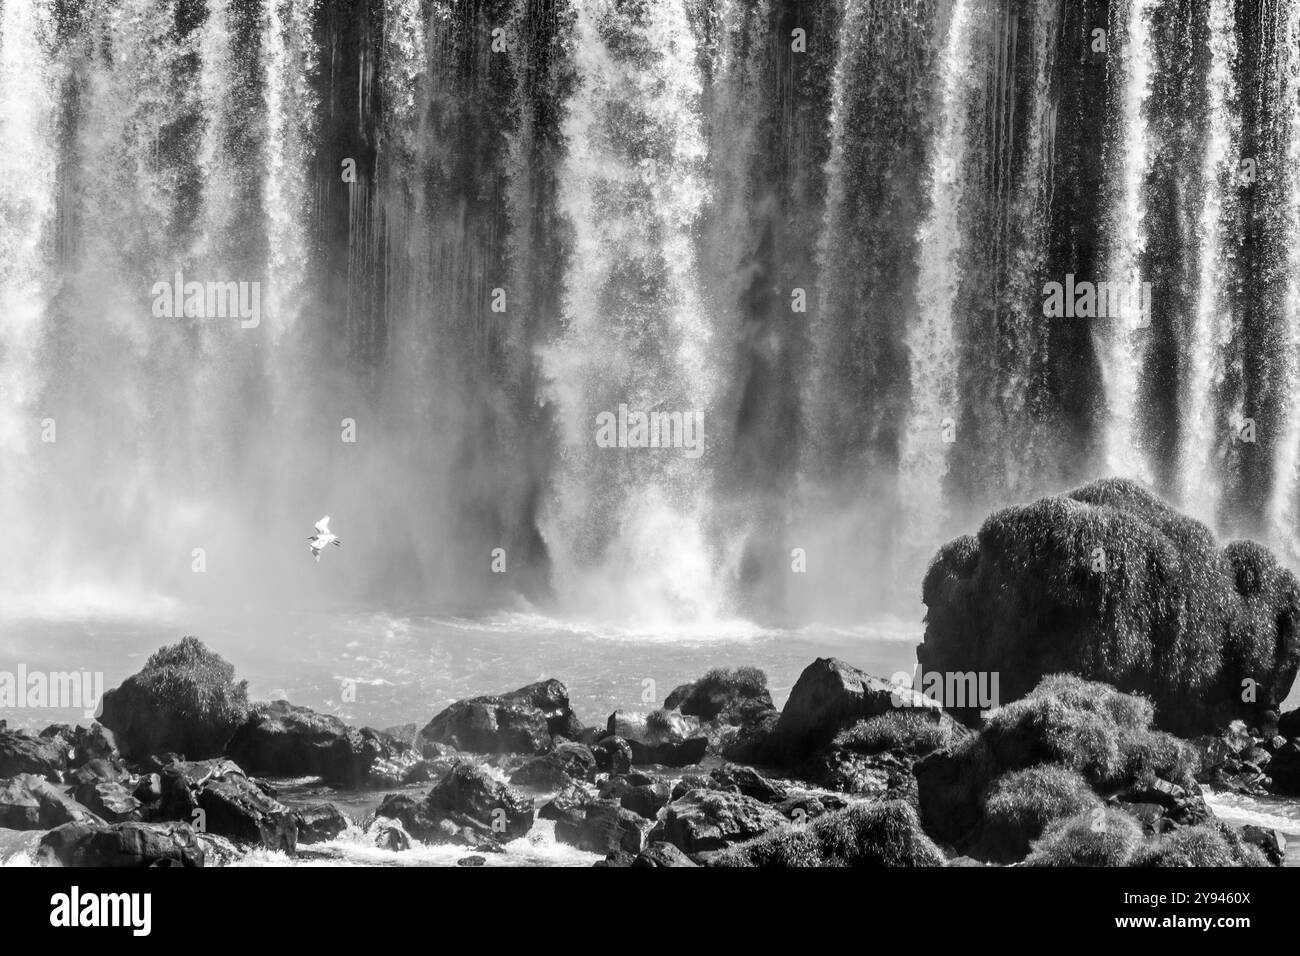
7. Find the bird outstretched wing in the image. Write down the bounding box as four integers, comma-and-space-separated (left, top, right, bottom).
314, 515, 331, 535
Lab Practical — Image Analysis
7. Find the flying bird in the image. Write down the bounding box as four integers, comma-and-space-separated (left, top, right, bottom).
308, 515, 342, 562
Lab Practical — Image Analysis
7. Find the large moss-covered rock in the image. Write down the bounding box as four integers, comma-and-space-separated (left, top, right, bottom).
97, 637, 250, 761
919, 479, 1300, 734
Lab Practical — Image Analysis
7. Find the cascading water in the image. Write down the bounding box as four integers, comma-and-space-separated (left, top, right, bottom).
5, 0, 1300, 629
899, 0, 974, 545
1100, 0, 1154, 485
1181, 0, 1238, 526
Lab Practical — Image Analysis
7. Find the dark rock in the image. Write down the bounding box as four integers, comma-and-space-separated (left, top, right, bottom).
456, 854, 486, 867
707, 766, 788, 803
372, 819, 411, 851
592, 736, 633, 774
606, 711, 708, 766
420, 680, 583, 755
1241, 825, 1287, 866
915, 738, 994, 844
71, 780, 142, 823
226, 700, 409, 788
649, 788, 788, 854
618, 781, 672, 819
1278, 709, 1300, 738
38, 821, 204, 867
196, 774, 297, 852
508, 743, 596, 788
774, 657, 941, 763
538, 783, 591, 829
0, 728, 70, 780
1266, 740, 1300, 794
554, 798, 644, 855
918, 480, 1300, 735
97, 636, 250, 761
633, 841, 697, 867
67, 757, 128, 787
0, 773, 102, 829
296, 804, 348, 844
375, 759, 533, 845
133, 773, 162, 803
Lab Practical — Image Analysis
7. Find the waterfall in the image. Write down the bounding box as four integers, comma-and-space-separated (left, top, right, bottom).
5, 0, 1300, 626
0, 0, 56, 464
539, 0, 721, 622
1100, 0, 1154, 485
1182, 0, 1238, 525
1270, 1, 1300, 547
899, 0, 974, 542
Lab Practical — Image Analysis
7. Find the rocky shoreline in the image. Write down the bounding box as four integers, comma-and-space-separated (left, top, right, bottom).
4, 478, 1299, 868
0, 643, 1291, 868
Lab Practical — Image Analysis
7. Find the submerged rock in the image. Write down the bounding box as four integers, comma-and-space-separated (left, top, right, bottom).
296, 804, 349, 845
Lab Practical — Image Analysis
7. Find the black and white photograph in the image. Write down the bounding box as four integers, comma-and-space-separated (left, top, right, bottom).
0, 0, 1292, 935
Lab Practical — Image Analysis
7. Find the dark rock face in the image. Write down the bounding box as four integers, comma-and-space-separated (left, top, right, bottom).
554, 798, 645, 855
633, 841, 697, 867
919, 479, 1300, 735
649, 789, 789, 854
374, 759, 534, 845
592, 736, 633, 774
295, 804, 349, 845
606, 711, 708, 767
508, 743, 596, 788
196, 776, 298, 853
71, 780, 142, 823
774, 657, 941, 763
142, 757, 296, 852
0, 729, 71, 780
0, 773, 102, 829
38, 821, 205, 867
226, 701, 407, 787
97, 636, 250, 761
420, 680, 583, 755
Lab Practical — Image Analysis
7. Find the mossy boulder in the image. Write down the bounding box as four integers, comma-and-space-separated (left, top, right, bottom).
919, 479, 1300, 734
711, 800, 944, 867
98, 637, 250, 762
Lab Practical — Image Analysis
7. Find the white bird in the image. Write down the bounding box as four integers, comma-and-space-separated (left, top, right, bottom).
308, 515, 342, 562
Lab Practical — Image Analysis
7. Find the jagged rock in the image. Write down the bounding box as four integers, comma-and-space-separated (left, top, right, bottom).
0, 728, 70, 780
71, 780, 142, 823
374, 759, 533, 845
649, 788, 788, 854
508, 742, 596, 788
0, 773, 102, 829
196, 774, 297, 852
38, 821, 204, 867
554, 798, 645, 855
296, 804, 348, 844
633, 841, 698, 867
226, 700, 410, 787
592, 736, 633, 774
420, 680, 583, 755
1241, 825, 1287, 866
